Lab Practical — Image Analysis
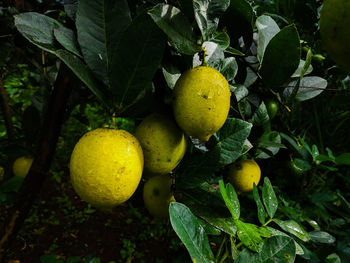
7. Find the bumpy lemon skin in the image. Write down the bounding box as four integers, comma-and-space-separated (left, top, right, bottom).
227, 159, 261, 194
143, 174, 175, 218
13, 156, 34, 178
173, 66, 231, 141
320, 0, 350, 69
135, 113, 186, 176
70, 128, 144, 209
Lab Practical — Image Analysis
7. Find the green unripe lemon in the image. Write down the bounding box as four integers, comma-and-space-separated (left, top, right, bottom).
143, 174, 175, 218
320, 0, 350, 69
13, 156, 33, 178
266, 100, 278, 119
70, 128, 144, 209
135, 113, 186, 176
227, 159, 261, 194
173, 66, 231, 141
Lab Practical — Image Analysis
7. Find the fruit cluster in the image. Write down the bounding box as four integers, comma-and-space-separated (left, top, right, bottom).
68, 66, 261, 217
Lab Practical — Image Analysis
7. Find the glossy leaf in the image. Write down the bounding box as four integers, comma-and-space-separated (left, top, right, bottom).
169, 202, 215, 263
235, 235, 296, 263
284, 77, 327, 102
76, 0, 131, 83
53, 27, 81, 57
253, 184, 266, 224
215, 118, 252, 167
235, 219, 263, 252
215, 57, 238, 82
325, 253, 341, 263
209, 31, 230, 50
260, 24, 300, 88
201, 217, 237, 235
193, 0, 230, 40
55, 49, 111, 105
110, 12, 166, 109
257, 132, 284, 159
309, 231, 336, 244
273, 219, 310, 242
335, 153, 350, 166
14, 12, 63, 52
292, 59, 313, 78
256, 15, 280, 63
148, 4, 200, 55
262, 177, 278, 218
219, 180, 240, 220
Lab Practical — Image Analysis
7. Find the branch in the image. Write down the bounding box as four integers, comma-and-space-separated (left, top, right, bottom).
0, 65, 72, 259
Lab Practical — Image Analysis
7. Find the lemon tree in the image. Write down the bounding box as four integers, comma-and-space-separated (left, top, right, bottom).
135, 113, 186, 176
172, 66, 231, 141
143, 174, 175, 218
320, 0, 350, 69
8, 0, 350, 262
12, 157, 34, 178
70, 128, 144, 209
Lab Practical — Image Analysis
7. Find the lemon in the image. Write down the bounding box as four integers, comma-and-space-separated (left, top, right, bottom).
13, 156, 33, 178
173, 66, 231, 141
227, 159, 261, 194
0, 166, 5, 181
320, 0, 350, 69
70, 128, 144, 209
143, 174, 175, 218
135, 113, 186, 176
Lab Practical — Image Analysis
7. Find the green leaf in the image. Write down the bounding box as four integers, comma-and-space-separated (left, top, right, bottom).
235, 219, 263, 252
292, 158, 312, 172
15, 12, 63, 52
325, 253, 341, 263
221, 0, 253, 46
219, 180, 240, 220
291, 59, 313, 78
262, 177, 278, 218
256, 15, 280, 63
309, 231, 336, 244
215, 118, 252, 167
53, 26, 81, 57
263, 227, 304, 255
169, 202, 215, 263
219, 57, 238, 82
0, 176, 24, 193
273, 219, 310, 242
209, 31, 230, 50
253, 184, 266, 225
200, 217, 237, 235
260, 24, 300, 88
235, 235, 296, 263
197, 218, 221, 236
193, 0, 230, 40
257, 132, 284, 159
148, 4, 200, 55
55, 49, 111, 106
284, 77, 327, 102
225, 47, 245, 56
40, 254, 64, 263
76, 0, 131, 83
335, 153, 350, 166
110, 12, 166, 109
251, 102, 270, 128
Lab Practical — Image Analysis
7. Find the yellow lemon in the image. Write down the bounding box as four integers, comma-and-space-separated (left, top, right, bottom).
13, 156, 33, 178
227, 159, 261, 194
70, 128, 144, 209
173, 66, 231, 141
135, 113, 186, 176
320, 0, 350, 69
143, 174, 175, 218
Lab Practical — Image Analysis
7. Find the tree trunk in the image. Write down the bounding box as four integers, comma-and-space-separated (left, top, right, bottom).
0, 65, 72, 259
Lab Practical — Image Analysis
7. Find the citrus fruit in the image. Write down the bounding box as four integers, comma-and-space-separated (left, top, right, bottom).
172, 66, 231, 141
70, 128, 144, 209
135, 113, 186, 176
227, 159, 261, 194
13, 156, 33, 178
320, 0, 350, 69
143, 174, 175, 218
0, 166, 4, 181
266, 100, 278, 119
